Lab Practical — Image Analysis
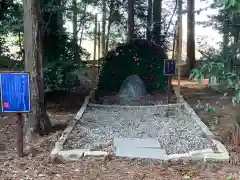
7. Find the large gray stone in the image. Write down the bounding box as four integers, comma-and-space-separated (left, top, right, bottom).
118, 74, 146, 104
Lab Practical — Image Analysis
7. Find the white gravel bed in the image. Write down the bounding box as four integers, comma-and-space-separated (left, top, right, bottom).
63, 106, 213, 154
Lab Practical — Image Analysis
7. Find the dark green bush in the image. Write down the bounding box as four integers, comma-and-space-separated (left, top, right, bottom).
97, 39, 168, 95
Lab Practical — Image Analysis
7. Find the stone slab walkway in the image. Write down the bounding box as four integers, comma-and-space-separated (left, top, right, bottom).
114, 138, 168, 160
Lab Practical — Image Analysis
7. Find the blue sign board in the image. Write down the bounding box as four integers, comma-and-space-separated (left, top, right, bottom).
0, 72, 30, 113
164, 59, 176, 76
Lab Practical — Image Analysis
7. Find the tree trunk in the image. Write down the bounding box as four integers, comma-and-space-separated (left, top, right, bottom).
93, 15, 97, 60
23, 0, 52, 136
72, 0, 80, 62
233, 31, 239, 71
186, 0, 195, 75
79, 25, 84, 46
176, 0, 183, 91
105, 0, 114, 52
127, 0, 135, 42
172, 22, 177, 59
223, 25, 229, 47
78, 3, 87, 47
98, 23, 101, 60
105, 22, 111, 53
176, 0, 183, 61
232, 14, 240, 72
102, 0, 107, 56
18, 31, 24, 61
152, 0, 162, 45
98, 22, 101, 73
223, 13, 230, 71
147, 0, 153, 41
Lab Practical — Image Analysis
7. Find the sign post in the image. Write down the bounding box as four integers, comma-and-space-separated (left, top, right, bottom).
0, 72, 31, 157
164, 59, 176, 103
16, 112, 24, 156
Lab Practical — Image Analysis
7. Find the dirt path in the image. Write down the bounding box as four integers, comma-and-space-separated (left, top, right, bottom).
1, 82, 240, 179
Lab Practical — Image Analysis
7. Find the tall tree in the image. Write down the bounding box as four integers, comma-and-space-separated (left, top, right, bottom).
23, 0, 52, 136
127, 0, 135, 41
147, 0, 153, 41
186, 0, 195, 74
152, 0, 162, 45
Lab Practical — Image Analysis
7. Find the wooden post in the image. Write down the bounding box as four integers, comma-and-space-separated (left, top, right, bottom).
93, 14, 97, 61
167, 76, 172, 103
16, 113, 24, 157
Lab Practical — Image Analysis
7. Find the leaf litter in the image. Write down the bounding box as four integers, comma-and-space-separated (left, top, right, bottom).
0, 102, 240, 179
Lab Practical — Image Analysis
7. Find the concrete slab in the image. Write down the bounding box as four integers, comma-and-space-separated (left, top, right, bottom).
58, 149, 87, 161
57, 149, 108, 161
115, 146, 168, 160
114, 138, 161, 148
204, 152, 229, 162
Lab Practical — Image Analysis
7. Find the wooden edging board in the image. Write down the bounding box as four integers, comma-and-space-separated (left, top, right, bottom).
50, 96, 90, 155
172, 87, 229, 162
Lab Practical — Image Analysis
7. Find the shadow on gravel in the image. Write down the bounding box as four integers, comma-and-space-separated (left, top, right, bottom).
46, 88, 90, 113
49, 123, 68, 133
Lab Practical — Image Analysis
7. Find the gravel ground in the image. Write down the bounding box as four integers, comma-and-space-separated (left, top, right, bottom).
64, 106, 212, 154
